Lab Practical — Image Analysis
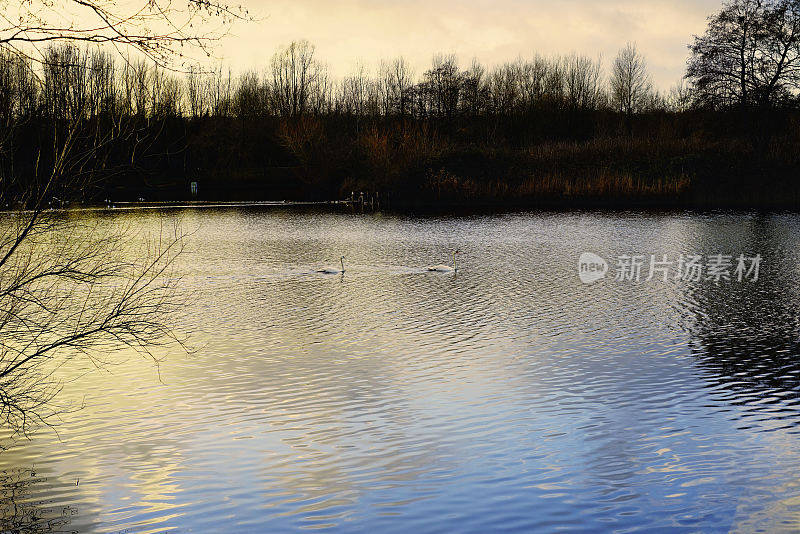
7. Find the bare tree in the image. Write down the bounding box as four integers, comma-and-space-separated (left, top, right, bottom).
0, 214, 186, 434
0, 0, 248, 67
461, 58, 487, 116
688, 0, 800, 109
563, 54, 603, 110
392, 58, 414, 120
0, 0, 247, 436
424, 54, 462, 120
271, 40, 321, 118
339, 63, 371, 117
611, 42, 654, 115
309, 62, 332, 115
488, 63, 519, 116
0, 115, 187, 434
516, 56, 550, 110
209, 64, 233, 117
233, 70, 265, 119
667, 79, 694, 112
186, 66, 206, 118
375, 57, 415, 120
688, 0, 767, 108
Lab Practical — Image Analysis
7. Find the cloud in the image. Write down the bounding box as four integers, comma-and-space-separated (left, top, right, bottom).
219, 0, 722, 89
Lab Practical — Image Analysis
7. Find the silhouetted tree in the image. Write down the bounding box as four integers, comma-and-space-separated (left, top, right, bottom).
460, 59, 488, 116
667, 79, 694, 112
424, 54, 462, 120
564, 54, 604, 110
271, 40, 322, 117
0, 0, 248, 67
688, 0, 800, 109
339, 63, 372, 119
0, 0, 247, 437
611, 43, 653, 116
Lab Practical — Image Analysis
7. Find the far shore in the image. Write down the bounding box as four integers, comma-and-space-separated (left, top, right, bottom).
6, 198, 800, 216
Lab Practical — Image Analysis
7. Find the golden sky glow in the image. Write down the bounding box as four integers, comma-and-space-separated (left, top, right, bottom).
218, 0, 722, 89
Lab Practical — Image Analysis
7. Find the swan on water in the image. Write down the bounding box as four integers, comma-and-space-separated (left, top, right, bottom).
318, 256, 345, 274
428, 250, 461, 273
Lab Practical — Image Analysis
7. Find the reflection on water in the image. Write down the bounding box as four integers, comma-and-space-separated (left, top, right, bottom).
2, 208, 800, 532
0, 468, 76, 533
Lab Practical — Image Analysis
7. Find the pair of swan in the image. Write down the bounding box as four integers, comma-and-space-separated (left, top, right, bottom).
316, 251, 461, 275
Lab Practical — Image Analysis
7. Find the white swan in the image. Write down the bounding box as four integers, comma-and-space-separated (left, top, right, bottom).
428, 250, 461, 273
318, 256, 345, 274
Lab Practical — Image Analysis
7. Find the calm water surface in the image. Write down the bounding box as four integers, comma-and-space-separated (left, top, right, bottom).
2, 208, 800, 532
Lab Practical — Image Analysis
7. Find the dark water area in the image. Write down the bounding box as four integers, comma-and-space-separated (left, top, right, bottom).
2, 208, 800, 532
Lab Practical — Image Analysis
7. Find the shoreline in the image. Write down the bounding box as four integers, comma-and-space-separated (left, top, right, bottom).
5, 199, 800, 216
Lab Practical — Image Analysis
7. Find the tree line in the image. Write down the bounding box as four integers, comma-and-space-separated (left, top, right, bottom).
0, 40, 674, 126
4, 0, 800, 128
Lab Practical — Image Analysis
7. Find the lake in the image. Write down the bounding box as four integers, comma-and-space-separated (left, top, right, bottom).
2, 207, 800, 532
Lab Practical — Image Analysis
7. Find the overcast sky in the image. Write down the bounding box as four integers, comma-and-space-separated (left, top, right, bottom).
216, 0, 722, 90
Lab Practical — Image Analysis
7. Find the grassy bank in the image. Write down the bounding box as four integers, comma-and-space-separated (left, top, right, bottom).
179, 110, 800, 209
369, 136, 800, 209
151, 113, 792, 209
5, 111, 800, 210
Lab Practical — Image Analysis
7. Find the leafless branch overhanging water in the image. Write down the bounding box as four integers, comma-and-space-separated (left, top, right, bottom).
0, 206, 189, 437
0, 102, 189, 439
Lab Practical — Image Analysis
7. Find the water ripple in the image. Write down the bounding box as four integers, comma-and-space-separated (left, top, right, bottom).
2, 209, 800, 532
